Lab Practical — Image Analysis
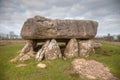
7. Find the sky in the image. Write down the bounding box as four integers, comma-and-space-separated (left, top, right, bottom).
0, 0, 120, 36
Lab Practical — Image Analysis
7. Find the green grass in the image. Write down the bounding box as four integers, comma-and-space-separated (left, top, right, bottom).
87, 44, 120, 79
0, 43, 120, 80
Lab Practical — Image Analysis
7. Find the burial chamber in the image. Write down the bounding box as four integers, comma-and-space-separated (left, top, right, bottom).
10, 16, 100, 62
21, 16, 98, 41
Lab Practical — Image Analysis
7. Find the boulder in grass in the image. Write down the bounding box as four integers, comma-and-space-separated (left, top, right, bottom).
72, 59, 119, 80
16, 64, 27, 67
37, 63, 46, 69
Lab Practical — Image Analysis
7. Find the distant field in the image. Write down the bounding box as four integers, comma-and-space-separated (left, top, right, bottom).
98, 40, 120, 46
0, 40, 26, 46
0, 41, 120, 80
0, 39, 120, 46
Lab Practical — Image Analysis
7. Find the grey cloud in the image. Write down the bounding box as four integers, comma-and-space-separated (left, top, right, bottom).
0, 0, 120, 36
19, 0, 78, 10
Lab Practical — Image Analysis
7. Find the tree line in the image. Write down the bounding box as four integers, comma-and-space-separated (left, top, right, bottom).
0, 31, 21, 40
96, 33, 120, 42
0, 32, 120, 42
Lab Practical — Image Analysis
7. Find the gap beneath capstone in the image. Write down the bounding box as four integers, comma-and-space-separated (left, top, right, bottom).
10, 38, 102, 63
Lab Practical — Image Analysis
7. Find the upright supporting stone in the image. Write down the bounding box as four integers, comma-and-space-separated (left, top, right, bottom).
10, 40, 37, 62
45, 39, 62, 60
20, 40, 37, 55
36, 39, 62, 61
78, 40, 95, 57
36, 40, 50, 61
64, 39, 78, 58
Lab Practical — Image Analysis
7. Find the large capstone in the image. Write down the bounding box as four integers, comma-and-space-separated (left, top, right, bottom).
21, 16, 98, 40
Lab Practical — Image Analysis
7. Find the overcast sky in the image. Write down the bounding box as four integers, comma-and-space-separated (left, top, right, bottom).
0, 0, 120, 36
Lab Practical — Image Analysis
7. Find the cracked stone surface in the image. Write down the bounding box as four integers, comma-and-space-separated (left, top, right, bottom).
64, 38, 78, 58
45, 39, 62, 60
36, 39, 62, 61
21, 16, 98, 39
72, 59, 119, 80
78, 40, 95, 57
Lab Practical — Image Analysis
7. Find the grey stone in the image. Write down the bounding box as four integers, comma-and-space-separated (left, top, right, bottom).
20, 40, 36, 54
16, 64, 27, 67
36, 39, 62, 61
78, 40, 95, 57
19, 54, 30, 61
21, 16, 98, 40
10, 40, 37, 62
45, 39, 62, 60
64, 39, 78, 58
37, 63, 46, 68
72, 59, 119, 80
36, 40, 50, 61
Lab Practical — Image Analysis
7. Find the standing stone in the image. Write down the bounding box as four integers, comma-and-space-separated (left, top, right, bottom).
36, 40, 50, 61
64, 39, 78, 58
45, 39, 62, 60
20, 40, 37, 55
10, 40, 37, 62
36, 39, 62, 61
79, 40, 95, 57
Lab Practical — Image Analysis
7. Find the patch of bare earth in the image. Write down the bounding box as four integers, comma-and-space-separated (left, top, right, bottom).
64, 67, 73, 72
16, 64, 27, 67
72, 59, 119, 80
64, 67, 79, 78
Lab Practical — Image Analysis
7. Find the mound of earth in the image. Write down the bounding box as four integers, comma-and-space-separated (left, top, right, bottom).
72, 59, 119, 80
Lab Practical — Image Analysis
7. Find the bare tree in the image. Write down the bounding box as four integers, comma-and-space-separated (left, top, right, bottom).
117, 35, 120, 42
9, 31, 15, 39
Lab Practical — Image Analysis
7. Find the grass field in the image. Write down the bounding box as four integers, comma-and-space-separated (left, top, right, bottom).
0, 42, 120, 80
